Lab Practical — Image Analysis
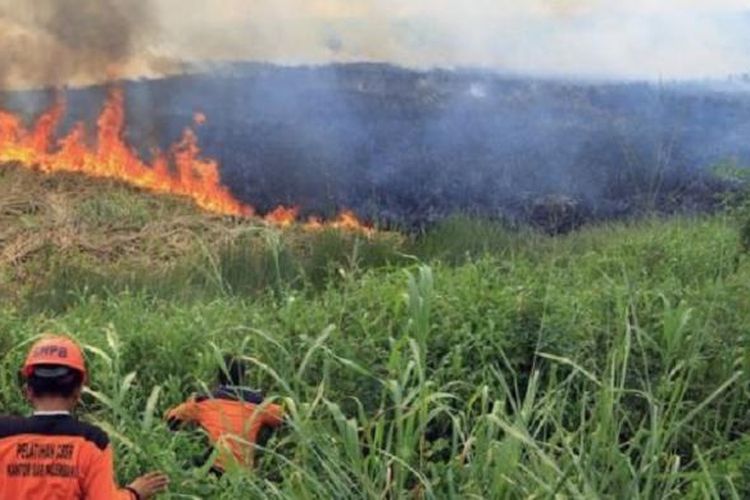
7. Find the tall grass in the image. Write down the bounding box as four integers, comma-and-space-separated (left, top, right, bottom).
2, 215, 749, 498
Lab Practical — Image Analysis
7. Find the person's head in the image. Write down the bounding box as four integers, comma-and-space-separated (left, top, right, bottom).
217, 355, 247, 387
20, 335, 87, 411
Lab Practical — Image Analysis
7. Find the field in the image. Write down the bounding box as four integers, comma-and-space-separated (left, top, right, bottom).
2, 166, 750, 498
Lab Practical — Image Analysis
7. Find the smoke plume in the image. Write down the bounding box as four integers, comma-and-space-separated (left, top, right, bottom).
2, 0, 749, 88
0, 0, 178, 89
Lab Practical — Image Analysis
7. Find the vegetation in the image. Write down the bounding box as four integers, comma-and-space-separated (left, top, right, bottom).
2, 167, 750, 498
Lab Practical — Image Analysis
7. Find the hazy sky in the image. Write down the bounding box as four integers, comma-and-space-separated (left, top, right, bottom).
151, 0, 750, 79
1, 0, 750, 87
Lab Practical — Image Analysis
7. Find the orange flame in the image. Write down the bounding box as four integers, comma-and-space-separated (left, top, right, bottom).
264, 206, 300, 227
304, 216, 325, 231
331, 210, 374, 236
0, 89, 252, 217
0, 89, 374, 234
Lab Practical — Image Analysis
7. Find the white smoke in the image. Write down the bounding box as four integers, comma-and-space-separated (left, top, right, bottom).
1, 0, 749, 88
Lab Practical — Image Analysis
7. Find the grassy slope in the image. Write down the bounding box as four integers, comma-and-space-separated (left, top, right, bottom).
0, 165, 403, 309
2, 166, 750, 498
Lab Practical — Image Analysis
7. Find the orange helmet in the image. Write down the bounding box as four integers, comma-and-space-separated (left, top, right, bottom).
22, 335, 86, 379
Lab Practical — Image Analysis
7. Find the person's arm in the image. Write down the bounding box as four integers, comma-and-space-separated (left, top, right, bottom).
125, 472, 170, 500
82, 443, 169, 500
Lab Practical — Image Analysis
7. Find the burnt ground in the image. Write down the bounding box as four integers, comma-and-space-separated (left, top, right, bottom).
2, 63, 750, 233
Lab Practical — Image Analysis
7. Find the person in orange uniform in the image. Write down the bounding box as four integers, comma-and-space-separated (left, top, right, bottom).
165, 356, 284, 475
0, 335, 169, 500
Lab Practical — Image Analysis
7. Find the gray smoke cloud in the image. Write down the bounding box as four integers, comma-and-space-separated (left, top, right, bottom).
0, 0, 179, 89
1, 0, 749, 88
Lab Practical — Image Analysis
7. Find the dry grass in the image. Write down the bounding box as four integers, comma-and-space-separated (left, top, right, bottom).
0, 165, 261, 298
0, 164, 404, 308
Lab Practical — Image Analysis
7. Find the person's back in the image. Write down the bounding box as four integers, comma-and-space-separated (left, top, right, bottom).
166, 356, 284, 473
0, 413, 128, 499
0, 334, 168, 500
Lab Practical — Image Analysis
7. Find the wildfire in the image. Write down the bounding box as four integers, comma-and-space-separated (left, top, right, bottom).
0, 89, 373, 234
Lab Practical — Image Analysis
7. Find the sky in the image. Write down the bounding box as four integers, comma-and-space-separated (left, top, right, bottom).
1, 0, 749, 87
150, 0, 750, 79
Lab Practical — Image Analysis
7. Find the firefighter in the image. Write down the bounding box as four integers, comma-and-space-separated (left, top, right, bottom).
0, 335, 169, 499
165, 355, 284, 475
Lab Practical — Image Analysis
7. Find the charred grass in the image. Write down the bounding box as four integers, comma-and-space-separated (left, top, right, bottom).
3, 169, 750, 498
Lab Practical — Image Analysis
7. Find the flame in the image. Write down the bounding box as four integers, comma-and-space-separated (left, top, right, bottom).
264, 206, 300, 227
304, 216, 325, 231
0, 89, 252, 217
331, 210, 374, 236
0, 89, 373, 234
304, 211, 374, 236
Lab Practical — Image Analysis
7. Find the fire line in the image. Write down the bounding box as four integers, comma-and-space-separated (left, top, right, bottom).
0, 89, 372, 234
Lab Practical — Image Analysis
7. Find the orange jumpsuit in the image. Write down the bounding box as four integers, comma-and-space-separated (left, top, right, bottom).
165, 392, 283, 472
0, 413, 135, 500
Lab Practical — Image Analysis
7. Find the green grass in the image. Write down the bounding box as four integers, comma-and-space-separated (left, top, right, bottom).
2, 210, 750, 498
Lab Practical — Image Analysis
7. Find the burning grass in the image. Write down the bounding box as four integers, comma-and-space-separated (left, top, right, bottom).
0, 89, 252, 217
0, 88, 373, 233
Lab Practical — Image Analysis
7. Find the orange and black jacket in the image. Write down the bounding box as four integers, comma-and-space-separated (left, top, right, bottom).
0, 414, 136, 500
165, 387, 284, 471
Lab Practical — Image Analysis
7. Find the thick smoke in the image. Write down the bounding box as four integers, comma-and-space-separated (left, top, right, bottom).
0, 0, 178, 89
59, 63, 738, 231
